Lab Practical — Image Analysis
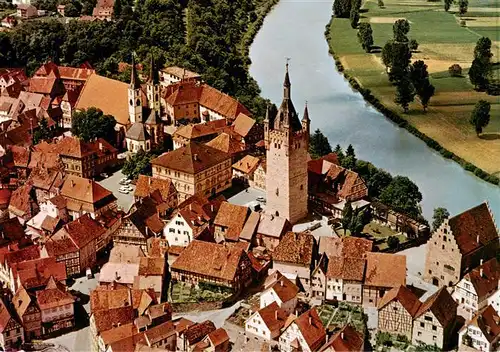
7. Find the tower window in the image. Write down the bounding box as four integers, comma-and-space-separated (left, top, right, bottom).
275, 188, 279, 196
300, 185, 303, 190
129, 99, 133, 106
136, 99, 140, 106
275, 211, 279, 217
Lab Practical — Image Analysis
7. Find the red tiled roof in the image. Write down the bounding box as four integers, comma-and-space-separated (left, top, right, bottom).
266, 274, 299, 303
207, 328, 229, 347
214, 202, 248, 242
28, 77, 57, 95
199, 84, 251, 120
319, 324, 364, 352
465, 258, 499, 302
273, 232, 315, 266
173, 120, 225, 140
8, 183, 35, 217
171, 240, 248, 283
414, 287, 457, 327
232, 113, 256, 138
61, 175, 114, 207
53, 213, 105, 249
257, 302, 288, 332
448, 202, 499, 255
1, 245, 40, 265
364, 252, 406, 288
11, 257, 66, 290
151, 142, 230, 174
232, 155, 260, 174
35, 276, 74, 310
466, 305, 500, 343
134, 175, 177, 200
205, 132, 245, 156
293, 308, 326, 351
341, 237, 373, 259
182, 320, 216, 345
377, 285, 421, 317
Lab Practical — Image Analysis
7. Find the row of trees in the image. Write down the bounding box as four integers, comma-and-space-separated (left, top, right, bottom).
0, 0, 271, 119
469, 37, 494, 91
309, 130, 425, 220
381, 20, 435, 112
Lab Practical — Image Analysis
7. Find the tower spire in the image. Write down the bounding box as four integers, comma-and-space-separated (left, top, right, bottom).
130, 54, 141, 89
264, 104, 270, 122
302, 101, 310, 122
148, 55, 159, 85
284, 58, 291, 99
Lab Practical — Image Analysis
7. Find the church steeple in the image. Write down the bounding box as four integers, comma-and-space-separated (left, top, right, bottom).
130, 55, 141, 90
283, 61, 291, 100
302, 101, 310, 122
147, 56, 159, 85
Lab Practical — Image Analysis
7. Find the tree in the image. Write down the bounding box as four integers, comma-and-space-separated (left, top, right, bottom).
377, 0, 384, 8
409, 39, 418, 52
349, 208, 370, 235
458, 0, 468, 16
333, 0, 352, 18
357, 23, 374, 53
387, 236, 400, 249
63, 2, 81, 17
122, 149, 153, 179
341, 201, 353, 235
367, 169, 392, 198
342, 144, 357, 169
469, 100, 491, 135
334, 144, 344, 164
113, 0, 122, 18
381, 41, 393, 70
350, 0, 361, 28
309, 129, 332, 158
444, 0, 453, 12
474, 37, 493, 62
448, 64, 462, 77
71, 107, 116, 142
432, 207, 449, 231
33, 117, 53, 144
394, 76, 416, 113
379, 175, 423, 218
393, 19, 410, 43
410, 61, 435, 111
469, 58, 489, 89
389, 42, 412, 83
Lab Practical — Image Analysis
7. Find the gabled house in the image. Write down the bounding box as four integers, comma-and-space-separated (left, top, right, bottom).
255, 213, 292, 251
9, 256, 67, 293
172, 120, 225, 150
319, 324, 364, 352
412, 287, 458, 349
213, 202, 249, 243
424, 202, 499, 288
171, 240, 252, 292
232, 155, 262, 186
260, 271, 299, 314
12, 285, 41, 340
363, 252, 406, 307
245, 302, 288, 340
35, 276, 75, 334
458, 305, 500, 352
377, 285, 421, 339
0, 297, 24, 350
60, 175, 117, 220
8, 183, 38, 224
177, 320, 216, 352
272, 231, 317, 292
159, 66, 201, 87
453, 258, 499, 320
113, 196, 166, 253
279, 308, 326, 352
134, 175, 178, 209
232, 112, 263, 146
193, 327, 230, 352
163, 195, 222, 248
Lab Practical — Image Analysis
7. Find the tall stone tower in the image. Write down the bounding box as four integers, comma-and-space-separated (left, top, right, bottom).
146, 56, 161, 116
264, 64, 310, 224
128, 55, 142, 124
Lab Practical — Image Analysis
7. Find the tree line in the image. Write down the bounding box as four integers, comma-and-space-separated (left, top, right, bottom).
0, 0, 273, 119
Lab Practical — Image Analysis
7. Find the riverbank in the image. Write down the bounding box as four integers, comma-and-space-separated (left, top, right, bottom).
324, 0, 500, 185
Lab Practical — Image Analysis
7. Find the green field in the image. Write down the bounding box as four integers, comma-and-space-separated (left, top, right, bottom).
328, 0, 500, 177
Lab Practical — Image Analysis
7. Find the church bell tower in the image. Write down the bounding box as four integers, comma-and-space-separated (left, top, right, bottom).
128, 55, 143, 124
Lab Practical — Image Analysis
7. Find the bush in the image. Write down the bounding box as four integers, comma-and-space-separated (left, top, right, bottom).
376, 332, 393, 347
460, 19, 466, 27
387, 236, 400, 249
474, 168, 488, 179
448, 64, 463, 77
378, 0, 384, 6
486, 175, 500, 185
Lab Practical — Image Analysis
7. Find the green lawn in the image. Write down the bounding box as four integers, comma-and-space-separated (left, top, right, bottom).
317, 303, 366, 333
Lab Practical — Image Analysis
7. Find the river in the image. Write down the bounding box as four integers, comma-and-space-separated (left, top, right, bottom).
249, 0, 500, 221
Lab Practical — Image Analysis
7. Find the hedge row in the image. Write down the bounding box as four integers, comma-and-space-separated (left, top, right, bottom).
324, 19, 500, 187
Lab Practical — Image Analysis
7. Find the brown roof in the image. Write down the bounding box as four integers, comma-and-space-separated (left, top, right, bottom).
342, 257, 366, 282
232, 155, 261, 174
325, 164, 368, 200
341, 237, 373, 259
12, 286, 35, 319
377, 285, 421, 317
61, 175, 115, 207
364, 252, 406, 288
214, 202, 248, 242
0, 245, 40, 266
239, 211, 260, 241
319, 324, 364, 352
93, 306, 136, 334
465, 258, 499, 302
127, 197, 165, 237
0, 217, 25, 244
151, 142, 230, 174
8, 183, 35, 217
466, 305, 500, 343
183, 320, 216, 345
9, 145, 30, 167
199, 84, 251, 120
138, 257, 164, 276
100, 323, 138, 346
415, 287, 457, 327
232, 113, 256, 138
134, 175, 176, 200
257, 214, 291, 239
75, 73, 129, 126
29, 168, 64, 192
11, 257, 66, 290
448, 202, 499, 256
273, 232, 315, 266
0, 298, 17, 333
143, 320, 175, 345
257, 302, 288, 332
266, 274, 299, 303
171, 240, 248, 283
44, 236, 78, 256
293, 308, 326, 351
173, 121, 223, 140
318, 237, 343, 257
52, 213, 105, 249
35, 276, 74, 310
207, 328, 229, 347
176, 195, 222, 237
205, 132, 245, 155
325, 256, 343, 279
28, 77, 57, 94
308, 153, 339, 175
34, 136, 116, 159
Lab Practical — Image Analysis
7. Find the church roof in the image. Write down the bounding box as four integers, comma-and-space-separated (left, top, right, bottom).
126, 122, 150, 141
272, 65, 303, 132
145, 110, 161, 125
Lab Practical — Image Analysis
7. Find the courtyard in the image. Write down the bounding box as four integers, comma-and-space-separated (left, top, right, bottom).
96, 169, 135, 212
316, 302, 367, 334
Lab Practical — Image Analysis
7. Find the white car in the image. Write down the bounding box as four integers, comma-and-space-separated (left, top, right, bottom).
118, 189, 129, 194
123, 179, 132, 185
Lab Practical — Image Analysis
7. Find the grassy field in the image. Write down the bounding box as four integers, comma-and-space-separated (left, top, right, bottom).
328, 0, 500, 176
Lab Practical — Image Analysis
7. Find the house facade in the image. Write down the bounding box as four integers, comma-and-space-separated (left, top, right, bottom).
458, 305, 500, 352
424, 202, 499, 288
245, 302, 287, 340
279, 308, 326, 352
0, 299, 24, 350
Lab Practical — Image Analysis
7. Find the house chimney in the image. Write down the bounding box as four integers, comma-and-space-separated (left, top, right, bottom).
193, 154, 198, 161
309, 317, 312, 325
280, 280, 284, 287
480, 259, 483, 266
341, 332, 345, 340
480, 267, 484, 278
477, 234, 480, 243
275, 310, 278, 320
99, 142, 103, 151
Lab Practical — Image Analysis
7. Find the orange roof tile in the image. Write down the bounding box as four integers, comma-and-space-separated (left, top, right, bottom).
257, 302, 288, 332
214, 202, 248, 242
35, 276, 74, 310
61, 175, 114, 206
273, 232, 315, 266
293, 308, 326, 351
414, 287, 457, 327
319, 324, 364, 352
377, 285, 421, 317
364, 252, 406, 288
205, 132, 245, 156
232, 155, 260, 174
465, 258, 499, 301
134, 175, 176, 200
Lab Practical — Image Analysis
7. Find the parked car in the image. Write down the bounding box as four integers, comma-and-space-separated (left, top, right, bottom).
100, 173, 109, 178
123, 179, 132, 185
118, 189, 129, 194
256, 196, 266, 202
